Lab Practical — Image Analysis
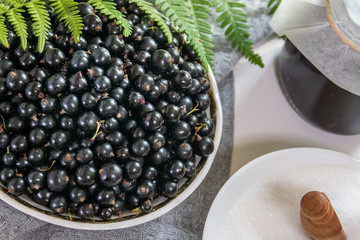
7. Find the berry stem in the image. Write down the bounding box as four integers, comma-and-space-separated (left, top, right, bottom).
68, 208, 72, 221
191, 123, 208, 142
187, 103, 199, 116
0, 115, 7, 131
6, 146, 9, 154
91, 120, 105, 141
38, 160, 56, 172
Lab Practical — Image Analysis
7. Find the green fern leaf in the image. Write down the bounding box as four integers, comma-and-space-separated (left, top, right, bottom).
156, 0, 212, 72
130, 0, 172, 43
50, 0, 84, 42
0, 15, 9, 48
6, 7, 28, 49
25, 1, 51, 53
268, 0, 281, 14
0, 4, 10, 15
187, 0, 214, 71
212, 0, 264, 68
88, 0, 132, 37
3, 0, 26, 7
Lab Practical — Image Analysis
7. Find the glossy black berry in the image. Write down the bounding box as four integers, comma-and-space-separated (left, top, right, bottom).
44, 48, 65, 68
75, 164, 97, 187
136, 180, 154, 199
47, 168, 69, 192
162, 104, 180, 123
195, 136, 214, 157
27, 170, 45, 190
0, 59, 13, 78
151, 49, 173, 73
99, 162, 123, 187
148, 132, 165, 150
161, 180, 178, 198
78, 203, 95, 219
104, 35, 125, 56
170, 121, 191, 141
40, 96, 58, 113
50, 130, 69, 149
70, 51, 90, 71
94, 76, 111, 93
39, 114, 57, 131
17, 102, 38, 119
83, 14, 102, 35
125, 160, 143, 179
131, 139, 150, 157
46, 74, 67, 95
142, 111, 163, 132
2, 152, 16, 166
33, 188, 53, 206
133, 50, 151, 66
142, 166, 158, 180
29, 128, 47, 145
0, 132, 9, 149
69, 187, 88, 203
97, 98, 118, 118
28, 147, 46, 165
184, 160, 196, 178
6, 70, 29, 92
106, 66, 124, 86
10, 135, 28, 153
94, 142, 114, 161
141, 200, 153, 213
147, 148, 167, 166
0, 168, 16, 184
50, 195, 68, 214
7, 177, 26, 196
176, 143, 193, 160
139, 36, 158, 52
91, 47, 111, 66
95, 188, 115, 206
124, 193, 140, 209
60, 94, 79, 115
135, 74, 155, 93
59, 152, 78, 171
99, 206, 114, 220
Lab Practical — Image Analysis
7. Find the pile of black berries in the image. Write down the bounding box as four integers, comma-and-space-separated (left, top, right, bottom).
0, 0, 215, 220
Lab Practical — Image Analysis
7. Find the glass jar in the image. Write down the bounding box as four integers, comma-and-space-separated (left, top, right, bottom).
279, 40, 360, 135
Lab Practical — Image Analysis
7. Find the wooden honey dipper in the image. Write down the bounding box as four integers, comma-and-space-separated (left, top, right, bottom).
300, 191, 347, 240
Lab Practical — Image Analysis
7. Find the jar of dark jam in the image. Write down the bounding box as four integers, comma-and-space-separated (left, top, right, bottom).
279, 40, 360, 135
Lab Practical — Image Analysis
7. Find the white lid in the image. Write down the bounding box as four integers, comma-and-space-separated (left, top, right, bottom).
270, 0, 360, 96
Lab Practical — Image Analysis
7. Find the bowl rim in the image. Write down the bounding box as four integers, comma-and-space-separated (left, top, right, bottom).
0, 68, 223, 230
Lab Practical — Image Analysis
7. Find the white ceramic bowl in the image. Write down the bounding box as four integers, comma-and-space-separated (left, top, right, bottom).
203, 148, 360, 239
0, 69, 223, 230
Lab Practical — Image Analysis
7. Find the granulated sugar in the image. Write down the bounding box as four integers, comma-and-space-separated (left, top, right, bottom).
220, 165, 360, 240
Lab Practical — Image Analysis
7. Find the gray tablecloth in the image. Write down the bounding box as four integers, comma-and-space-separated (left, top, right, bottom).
0, 1, 272, 239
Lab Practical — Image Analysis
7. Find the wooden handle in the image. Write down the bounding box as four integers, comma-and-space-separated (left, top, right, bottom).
300, 191, 347, 240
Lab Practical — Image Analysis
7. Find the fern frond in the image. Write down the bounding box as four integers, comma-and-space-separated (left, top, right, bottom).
88, 0, 132, 37
130, 0, 172, 43
3, 0, 26, 7
156, 0, 211, 72
186, 0, 214, 71
268, 0, 281, 14
211, 0, 264, 68
6, 7, 28, 49
50, 0, 84, 42
0, 15, 9, 48
25, 1, 51, 53
0, 4, 10, 15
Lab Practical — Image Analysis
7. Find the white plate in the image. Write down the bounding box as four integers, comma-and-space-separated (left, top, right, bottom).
0, 69, 223, 230
203, 147, 360, 239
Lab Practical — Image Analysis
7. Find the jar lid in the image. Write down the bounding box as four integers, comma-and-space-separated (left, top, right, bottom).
270, 0, 360, 96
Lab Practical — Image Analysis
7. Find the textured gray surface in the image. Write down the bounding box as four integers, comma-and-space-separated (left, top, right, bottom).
0, 1, 272, 239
